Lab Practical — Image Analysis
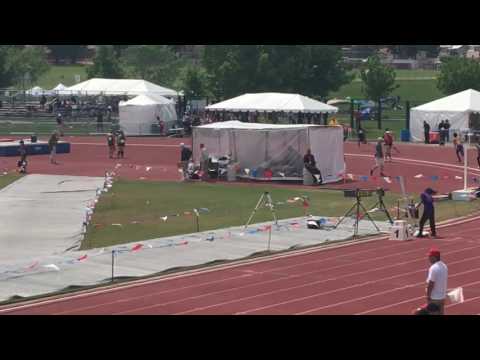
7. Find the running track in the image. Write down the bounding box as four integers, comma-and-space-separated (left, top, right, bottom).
1, 137, 480, 314
1, 214, 480, 315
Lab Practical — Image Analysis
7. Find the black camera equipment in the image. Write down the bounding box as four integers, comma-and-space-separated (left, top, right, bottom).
336, 188, 381, 239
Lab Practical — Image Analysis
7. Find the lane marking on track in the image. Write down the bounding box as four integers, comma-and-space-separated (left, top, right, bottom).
345, 153, 480, 174
356, 279, 480, 315
177, 250, 480, 315
294, 266, 480, 315
2, 203, 480, 314
71, 142, 183, 148
80, 241, 472, 315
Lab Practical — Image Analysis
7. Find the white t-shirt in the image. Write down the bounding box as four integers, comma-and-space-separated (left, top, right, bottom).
427, 261, 448, 300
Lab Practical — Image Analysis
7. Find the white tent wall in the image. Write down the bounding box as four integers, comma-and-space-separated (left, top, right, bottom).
192, 123, 344, 183
309, 127, 345, 183
410, 110, 469, 142
119, 102, 178, 136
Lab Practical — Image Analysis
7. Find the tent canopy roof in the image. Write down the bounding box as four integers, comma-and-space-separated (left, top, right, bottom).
119, 94, 175, 107
65, 78, 178, 97
206, 93, 338, 114
412, 89, 480, 112
52, 83, 67, 91
198, 120, 333, 130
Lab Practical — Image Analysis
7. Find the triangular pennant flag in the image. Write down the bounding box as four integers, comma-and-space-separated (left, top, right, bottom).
447, 287, 464, 304
414, 174, 423, 179
244, 168, 250, 175
278, 172, 286, 178
131, 244, 143, 252
146, 166, 152, 172
161, 216, 168, 222
44, 264, 60, 271
383, 177, 392, 184
455, 176, 463, 180
193, 208, 200, 217
77, 255, 88, 262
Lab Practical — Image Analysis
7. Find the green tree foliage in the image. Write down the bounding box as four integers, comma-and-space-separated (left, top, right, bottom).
0, 46, 49, 88
0, 45, 14, 87
47, 45, 88, 64
86, 45, 123, 79
122, 45, 183, 89
178, 64, 211, 99
202, 45, 351, 100
360, 56, 398, 100
360, 55, 398, 129
437, 56, 480, 95
7, 47, 50, 86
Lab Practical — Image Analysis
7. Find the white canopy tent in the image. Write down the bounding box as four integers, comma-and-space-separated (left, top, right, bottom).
119, 94, 178, 136
193, 121, 344, 183
51, 83, 68, 95
410, 89, 480, 141
206, 93, 338, 114
65, 78, 179, 97
25, 86, 51, 96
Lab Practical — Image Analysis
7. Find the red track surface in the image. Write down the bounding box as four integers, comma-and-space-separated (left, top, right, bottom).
1, 136, 480, 315
1, 215, 480, 315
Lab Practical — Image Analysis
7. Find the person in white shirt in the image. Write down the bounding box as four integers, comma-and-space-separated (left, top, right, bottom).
426, 248, 448, 315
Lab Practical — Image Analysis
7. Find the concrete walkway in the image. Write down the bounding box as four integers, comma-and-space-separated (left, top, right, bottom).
0, 174, 104, 267
0, 210, 391, 302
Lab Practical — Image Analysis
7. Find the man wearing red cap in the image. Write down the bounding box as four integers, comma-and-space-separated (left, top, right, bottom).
426, 248, 448, 315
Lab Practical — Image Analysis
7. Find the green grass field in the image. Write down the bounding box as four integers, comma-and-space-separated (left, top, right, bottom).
0, 173, 21, 190
0, 119, 116, 136
36, 65, 88, 89
82, 180, 480, 250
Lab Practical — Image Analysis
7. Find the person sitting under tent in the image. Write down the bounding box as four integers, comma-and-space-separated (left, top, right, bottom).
303, 149, 323, 185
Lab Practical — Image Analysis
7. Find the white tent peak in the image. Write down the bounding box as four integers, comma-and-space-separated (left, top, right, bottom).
206, 93, 338, 114
120, 94, 174, 106
412, 89, 480, 112
66, 78, 178, 97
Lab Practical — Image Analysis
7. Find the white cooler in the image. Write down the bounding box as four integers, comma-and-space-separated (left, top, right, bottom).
390, 220, 413, 241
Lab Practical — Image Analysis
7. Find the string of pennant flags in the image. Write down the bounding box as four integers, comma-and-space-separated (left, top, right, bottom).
338, 172, 480, 184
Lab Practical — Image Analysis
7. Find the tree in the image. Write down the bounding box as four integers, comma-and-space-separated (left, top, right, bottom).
177, 64, 211, 100
86, 45, 123, 79
202, 45, 351, 100
0, 45, 14, 88
360, 55, 398, 129
47, 45, 87, 64
6, 47, 50, 87
121, 45, 183, 89
437, 56, 480, 95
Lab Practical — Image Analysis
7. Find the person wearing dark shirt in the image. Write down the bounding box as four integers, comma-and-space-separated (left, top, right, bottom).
180, 143, 193, 180
48, 132, 59, 164
18, 140, 28, 173
97, 109, 104, 132
303, 149, 323, 185
438, 120, 445, 146
416, 188, 437, 238
423, 121, 431, 144
117, 131, 126, 159
357, 126, 366, 147
107, 133, 116, 159
444, 120, 451, 142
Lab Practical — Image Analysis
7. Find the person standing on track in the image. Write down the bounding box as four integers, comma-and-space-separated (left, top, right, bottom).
423, 121, 431, 144
48, 131, 59, 165
117, 130, 126, 159
416, 188, 437, 238
370, 137, 386, 177
107, 133, 116, 159
383, 129, 394, 162
453, 133, 464, 163
357, 126, 367, 147
425, 248, 448, 315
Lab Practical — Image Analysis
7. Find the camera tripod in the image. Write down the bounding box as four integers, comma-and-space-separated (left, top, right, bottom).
370, 191, 394, 225
335, 191, 381, 239
245, 192, 278, 229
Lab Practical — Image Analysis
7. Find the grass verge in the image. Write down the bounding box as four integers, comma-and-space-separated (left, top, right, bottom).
83, 180, 480, 249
